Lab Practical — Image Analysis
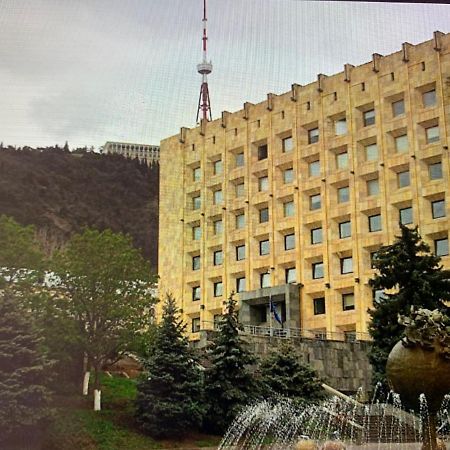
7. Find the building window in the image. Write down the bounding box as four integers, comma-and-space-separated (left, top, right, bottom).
423, 89, 436, 108
236, 213, 245, 229
192, 255, 200, 271
367, 178, 379, 196
373, 289, 385, 304
363, 109, 375, 127
338, 186, 350, 203
370, 251, 379, 269
235, 182, 245, 197
369, 214, 382, 232
309, 160, 320, 177
339, 221, 351, 239
283, 168, 294, 184
285, 267, 296, 283
259, 207, 269, 223
392, 99, 405, 117
313, 297, 326, 315
236, 152, 244, 167
397, 170, 410, 188
192, 286, 201, 301
236, 244, 245, 261
282, 136, 293, 152
335, 118, 347, 135
283, 200, 295, 217
213, 281, 223, 297
258, 176, 269, 192
308, 127, 319, 144
400, 207, 413, 225
193, 166, 201, 182
213, 314, 222, 330
258, 144, 268, 160
284, 233, 295, 250
214, 219, 223, 234
340, 256, 353, 274
213, 159, 222, 175
426, 126, 440, 144
429, 162, 443, 180
365, 143, 378, 161
435, 238, 449, 257
236, 277, 246, 293
311, 227, 323, 244
312, 262, 324, 279
213, 189, 223, 205
336, 152, 348, 170
259, 239, 270, 256
192, 225, 201, 240
395, 134, 408, 153
193, 195, 201, 210
260, 272, 271, 288
432, 199, 445, 219
342, 293, 355, 311
192, 317, 201, 333
213, 250, 223, 266
310, 193, 321, 211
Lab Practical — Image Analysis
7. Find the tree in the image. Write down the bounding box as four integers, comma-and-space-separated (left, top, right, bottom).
260, 342, 324, 404
368, 224, 450, 391
203, 294, 260, 434
135, 295, 205, 438
0, 290, 53, 441
49, 228, 156, 410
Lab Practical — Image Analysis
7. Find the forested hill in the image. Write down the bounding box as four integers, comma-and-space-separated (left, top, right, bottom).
0, 146, 159, 268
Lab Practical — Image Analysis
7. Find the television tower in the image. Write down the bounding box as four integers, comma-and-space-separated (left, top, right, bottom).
196, 0, 212, 123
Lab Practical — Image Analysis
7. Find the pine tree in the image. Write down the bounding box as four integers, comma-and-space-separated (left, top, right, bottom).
203, 294, 260, 434
0, 290, 53, 441
260, 342, 324, 404
368, 224, 450, 391
135, 295, 205, 438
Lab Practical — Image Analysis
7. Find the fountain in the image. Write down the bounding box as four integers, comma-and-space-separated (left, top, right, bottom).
218, 308, 450, 449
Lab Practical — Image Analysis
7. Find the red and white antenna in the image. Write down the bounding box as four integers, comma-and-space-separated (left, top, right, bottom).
196, 0, 212, 123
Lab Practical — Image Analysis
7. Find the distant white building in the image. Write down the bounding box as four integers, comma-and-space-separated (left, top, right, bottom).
103, 141, 159, 166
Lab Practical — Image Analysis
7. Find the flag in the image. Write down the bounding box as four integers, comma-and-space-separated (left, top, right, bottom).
269, 298, 283, 326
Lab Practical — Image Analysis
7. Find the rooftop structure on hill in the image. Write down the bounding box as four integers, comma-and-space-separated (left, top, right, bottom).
104, 141, 159, 166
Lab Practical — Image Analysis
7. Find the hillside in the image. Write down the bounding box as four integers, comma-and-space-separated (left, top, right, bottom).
0, 146, 159, 268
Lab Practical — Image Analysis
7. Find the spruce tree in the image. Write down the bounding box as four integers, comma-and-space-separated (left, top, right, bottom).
203, 294, 260, 434
0, 290, 53, 441
135, 295, 205, 438
260, 342, 324, 404
368, 224, 450, 391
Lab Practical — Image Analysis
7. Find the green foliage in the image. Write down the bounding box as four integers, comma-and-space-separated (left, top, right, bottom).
203, 294, 260, 434
135, 295, 205, 438
260, 342, 324, 404
0, 290, 53, 441
0, 146, 158, 266
368, 224, 450, 391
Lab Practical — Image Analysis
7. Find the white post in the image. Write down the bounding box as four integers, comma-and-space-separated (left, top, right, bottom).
94, 389, 101, 411
82, 371, 90, 396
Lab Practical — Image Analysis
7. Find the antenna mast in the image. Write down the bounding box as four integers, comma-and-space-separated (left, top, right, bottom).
196, 0, 212, 123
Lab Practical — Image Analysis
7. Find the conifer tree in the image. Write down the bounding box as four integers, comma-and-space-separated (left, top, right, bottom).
203, 294, 260, 434
135, 295, 205, 438
260, 342, 324, 404
0, 290, 53, 441
368, 224, 450, 390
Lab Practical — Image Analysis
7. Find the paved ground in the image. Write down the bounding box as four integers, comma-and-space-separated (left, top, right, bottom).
204, 443, 450, 450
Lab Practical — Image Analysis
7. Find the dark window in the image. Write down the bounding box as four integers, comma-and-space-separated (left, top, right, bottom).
236, 277, 246, 293
308, 128, 319, 144
213, 250, 223, 266
192, 255, 200, 271
193, 166, 201, 181
259, 207, 269, 223
435, 238, 449, 257
192, 286, 201, 301
259, 239, 270, 256
312, 262, 324, 279
313, 297, 326, 315
340, 256, 353, 274
236, 245, 245, 261
285, 267, 296, 283
192, 317, 201, 333
258, 144, 268, 160
342, 293, 355, 311
310, 193, 321, 210
373, 289, 385, 304
193, 195, 201, 210
284, 234, 295, 250
429, 162, 442, 180
432, 199, 445, 219
213, 159, 222, 175
369, 214, 382, 232
311, 227, 323, 244
363, 109, 375, 127
399, 207, 413, 225
213, 281, 223, 297
339, 221, 351, 239
370, 251, 378, 269
260, 272, 270, 288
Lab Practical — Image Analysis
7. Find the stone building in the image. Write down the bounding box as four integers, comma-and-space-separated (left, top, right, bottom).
158, 32, 450, 341
104, 141, 159, 165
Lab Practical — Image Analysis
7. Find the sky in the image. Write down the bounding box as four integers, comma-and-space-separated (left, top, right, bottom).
1, 0, 449, 149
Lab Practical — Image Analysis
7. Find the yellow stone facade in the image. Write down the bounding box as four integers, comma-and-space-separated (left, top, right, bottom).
159, 32, 450, 339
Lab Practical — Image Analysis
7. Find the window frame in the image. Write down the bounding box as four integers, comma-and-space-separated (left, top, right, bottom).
368, 214, 382, 232
399, 207, 413, 225
311, 227, 323, 245
313, 297, 326, 315
337, 186, 350, 203
284, 233, 295, 251
340, 256, 353, 274
363, 109, 375, 127
213, 280, 223, 297
236, 244, 245, 261
259, 207, 269, 223
213, 249, 223, 266
192, 255, 200, 271
308, 127, 319, 144
339, 221, 351, 239
257, 144, 268, 160
259, 239, 270, 256
310, 193, 321, 211
434, 238, 449, 257
282, 136, 293, 153
342, 293, 355, 311
432, 199, 446, 219
312, 261, 324, 279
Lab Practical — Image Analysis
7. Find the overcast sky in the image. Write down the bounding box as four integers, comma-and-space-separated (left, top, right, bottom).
1, 0, 449, 149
